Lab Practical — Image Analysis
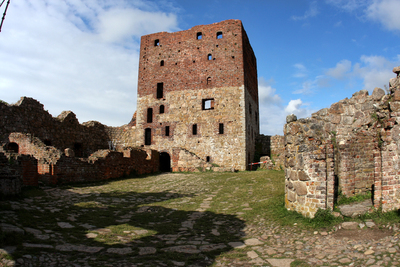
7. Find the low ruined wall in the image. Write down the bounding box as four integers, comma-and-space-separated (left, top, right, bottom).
0, 97, 138, 156
285, 66, 400, 217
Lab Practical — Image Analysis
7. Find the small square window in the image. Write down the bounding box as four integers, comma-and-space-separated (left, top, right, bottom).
202, 99, 214, 110
154, 39, 160, 46
216, 32, 223, 39
207, 54, 212, 60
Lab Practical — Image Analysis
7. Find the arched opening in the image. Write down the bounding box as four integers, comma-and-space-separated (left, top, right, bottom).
159, 152, 171, 172
7, 142, 19, 153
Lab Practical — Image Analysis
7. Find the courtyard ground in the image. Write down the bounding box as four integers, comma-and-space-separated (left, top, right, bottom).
1, 170, 399, 266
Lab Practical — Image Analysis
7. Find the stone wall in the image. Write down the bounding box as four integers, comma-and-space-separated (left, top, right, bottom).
0, 98, 158, 188
256, 134, 285, 170
285, 66, 400, 217
135, 20, 259, 171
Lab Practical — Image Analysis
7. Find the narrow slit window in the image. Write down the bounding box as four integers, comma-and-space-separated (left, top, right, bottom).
147, 108, 153, 123
207, 77, 211, 85
145, 128, 151, 145
216, 31, 223, 39
154, 39, 160, 46
206, 156, 210, 162
202, 98, 214, 110
219, 123, 224, 134
157, 82, 163, 99
160, 60, 164, 66
159, 105, 165, 114
165, 126, 170, 136
197, 32, 202, 40
207, 54, 212, 60
192, 124, 197, 135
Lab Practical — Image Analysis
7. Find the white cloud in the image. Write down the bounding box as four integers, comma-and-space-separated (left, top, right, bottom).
258, 77, 314, 135
293, 63, 308, 78
366, 0, 400, 31
325, 55, 400, 92
354, 55, 397, 90
258, 77, 282, 104
326, 59, 352, 79
325, 0, 370, 12
326, 0, 400, 32
0, 0, 179, 126
291, 1, 319, 21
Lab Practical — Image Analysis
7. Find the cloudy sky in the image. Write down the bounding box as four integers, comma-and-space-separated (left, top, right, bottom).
1, 0, 400, 135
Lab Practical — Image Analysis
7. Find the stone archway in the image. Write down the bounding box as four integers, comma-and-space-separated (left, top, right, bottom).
159, 152, 171, 172
7, 142, 19, 153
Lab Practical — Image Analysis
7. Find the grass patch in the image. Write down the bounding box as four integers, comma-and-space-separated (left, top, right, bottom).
336, 191, 372, 206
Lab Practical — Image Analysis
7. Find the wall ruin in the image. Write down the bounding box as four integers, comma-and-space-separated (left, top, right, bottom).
0, 97, 158, 193
285, 66, 400, 217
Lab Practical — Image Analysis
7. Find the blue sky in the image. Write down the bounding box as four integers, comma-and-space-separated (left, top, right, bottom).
1, 0, 400, 135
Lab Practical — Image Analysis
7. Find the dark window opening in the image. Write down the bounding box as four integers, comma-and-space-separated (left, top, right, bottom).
154, 39, 159, 46
159, 105, 165, 114
192, 124, 197, 135
207, 54, 212, 60
202, 98, 214, 110
207, 77, 211, 85
7, 142, 19, 153
160, 60, 164, 66
196, 32, 202, 40
216, 31, 223, 39
219, 123, 224, 134
44, 139, 52, 146
249, 103, 252, 114
74, 143, 83, 157
145, 128, 151, 145
165, 126, 170, 136
206, 156, 210, 162
157, 82, 163, 99
147, 108, 153, 123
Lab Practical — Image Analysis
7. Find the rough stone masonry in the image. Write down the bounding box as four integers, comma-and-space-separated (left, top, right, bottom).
285, 66, 400, 218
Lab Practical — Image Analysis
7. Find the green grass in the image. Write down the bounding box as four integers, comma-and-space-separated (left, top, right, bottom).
336, 191, 372, 206
1, 169, 400, 266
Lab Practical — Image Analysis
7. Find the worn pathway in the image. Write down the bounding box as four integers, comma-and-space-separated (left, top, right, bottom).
1, 172, 399, 266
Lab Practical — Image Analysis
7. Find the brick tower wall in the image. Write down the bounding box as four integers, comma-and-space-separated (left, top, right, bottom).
136, 20, 259, 171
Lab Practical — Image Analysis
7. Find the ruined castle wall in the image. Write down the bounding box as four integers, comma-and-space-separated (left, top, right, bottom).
285, 68, 400, 217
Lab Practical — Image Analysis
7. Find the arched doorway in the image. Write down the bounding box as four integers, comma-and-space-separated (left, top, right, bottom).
159, 152, 171, 172
7, 142, 19, 153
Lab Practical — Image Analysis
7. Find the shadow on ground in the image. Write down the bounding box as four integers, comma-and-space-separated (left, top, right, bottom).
1, 183, 246, 266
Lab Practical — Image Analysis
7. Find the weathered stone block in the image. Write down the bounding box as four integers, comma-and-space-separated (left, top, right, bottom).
294, 182, 308, 196
298, 171, 310, 181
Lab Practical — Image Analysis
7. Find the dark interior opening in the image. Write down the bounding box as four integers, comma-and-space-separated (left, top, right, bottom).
159, 152, 171, 172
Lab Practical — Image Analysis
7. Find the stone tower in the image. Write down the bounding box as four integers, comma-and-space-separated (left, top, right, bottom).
135, 19, 259, 171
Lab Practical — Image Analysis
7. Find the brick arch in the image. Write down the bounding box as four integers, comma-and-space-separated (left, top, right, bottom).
6, 142, 19, 153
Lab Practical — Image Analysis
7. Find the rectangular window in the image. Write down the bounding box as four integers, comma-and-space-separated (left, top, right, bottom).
154, 39, 160, 46
157, 82, 163, 99
165, 126, 170, 136
192, 124, 197, 135
145, 128, 151, 145
202, 98, 214, 110
219, 123, 224, 134
147, 108, 153, 123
